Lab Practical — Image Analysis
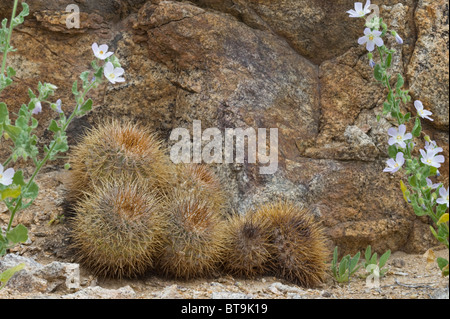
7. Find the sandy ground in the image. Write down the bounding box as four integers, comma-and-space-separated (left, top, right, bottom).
0, 170, 448, 299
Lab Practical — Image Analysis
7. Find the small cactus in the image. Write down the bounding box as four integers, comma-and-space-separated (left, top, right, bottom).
158, 187, 227, 280
70, 177, 168, 278
65, 119, 175, 204
254, 201, 329, 288
222, 212, 273, 278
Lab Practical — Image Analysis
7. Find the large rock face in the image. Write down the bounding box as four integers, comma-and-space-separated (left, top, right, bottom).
1, 0, 448, 255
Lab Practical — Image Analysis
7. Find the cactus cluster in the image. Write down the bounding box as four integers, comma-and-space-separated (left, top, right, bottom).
66, 120, 328, 287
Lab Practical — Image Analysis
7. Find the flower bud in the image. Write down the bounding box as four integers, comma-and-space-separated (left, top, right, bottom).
418, 197, 425, 206
3, 132, 10, 140
424, 135, 432, 143
391, 31, 403, 45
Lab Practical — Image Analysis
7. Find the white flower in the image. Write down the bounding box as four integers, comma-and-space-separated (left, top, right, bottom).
32, 101, 42, 115
358, 28, 384, 52
414, 100, 433, 121
424, 140, 443, 154
420, 149, 445, 168
369, 58, 376, 68
426, 178, 441, 190
347, 0, 371, 18
0, 164, 14, 186
383, 152, 405, 174
436, 187, 449, 208
104, 62, 125, 84
92, 43, 114, 60
388, 124, 413, 149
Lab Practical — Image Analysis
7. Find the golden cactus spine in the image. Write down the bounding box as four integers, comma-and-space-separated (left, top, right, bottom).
70, 177, 168, 279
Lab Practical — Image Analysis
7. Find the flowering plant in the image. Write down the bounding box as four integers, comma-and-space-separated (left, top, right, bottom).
348, 1, 448, 276
0, 1, 125, 257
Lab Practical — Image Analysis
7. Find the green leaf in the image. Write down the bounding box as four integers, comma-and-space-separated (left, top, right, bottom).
349, 252, 361, 275
396, 74, 404, 89
437, 257, 449, 271
408, 175, 418, 188
80, 98, 93, 113
388, 145, 398, 159
403, 112, 411, 122
379, 250, 391, 269
412, 201, 427, 216
6, 67, 16, 78
0, 102, 9, 124
22, 181, 39, 200
412, 117, 422, 137
72, 81, 79, 97
436, 204, 448, 218
365, 245, 372, 263
48, 119, 60, 133
374, 65, 384, 82
80, 71, 90, 84
15, 115, 28, 130
31, 117, 38, 129
12, 170, 26, 186
383, 102, 391, 115
28, 88, 36, 100
429, 166, 438, 176
94, 67, 104, 79
0, 186, 21, 200
370, 252, 377, 265
0, 263, 25, 289
6, 224, 28, 244
338, 257, 349, 279
4, 125, 21, 141
386, 53, 392, 68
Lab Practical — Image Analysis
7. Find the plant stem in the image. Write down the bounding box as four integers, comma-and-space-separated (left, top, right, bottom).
6, 80, 98, 232
1, 0, 20, 76
2, 155, 13, 168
